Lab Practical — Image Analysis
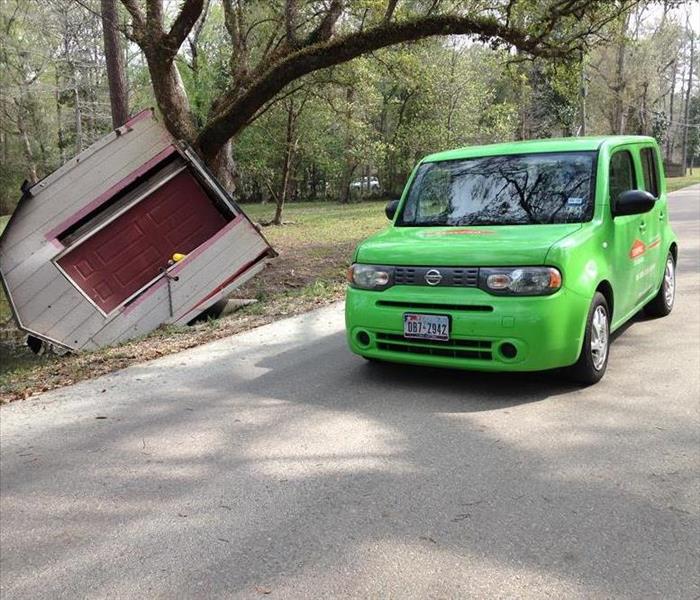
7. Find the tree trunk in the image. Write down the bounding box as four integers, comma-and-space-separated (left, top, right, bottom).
274, 103, 296, 225
17, 104, 38, 184
55, 70, 66, 164
640, 81, 648, 135
681, 32, 695, 174
145, 55, 199, 147
101, 0, 129, 128
207, 142, 237, 191
340, 163, 357, 203
613, 43, 626, 134
579, 55, 587, 136
74, 86, 82, 154
666, 58, 677, 160
612, 14, 630, 135
143, 51, 236, 186
340, 87, 355, 203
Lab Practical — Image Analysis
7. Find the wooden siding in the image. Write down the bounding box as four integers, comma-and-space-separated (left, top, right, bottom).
1, 139, 174, 274
170, 220, 268, 314
0, 110, 273, 350
1, 115, 167, 249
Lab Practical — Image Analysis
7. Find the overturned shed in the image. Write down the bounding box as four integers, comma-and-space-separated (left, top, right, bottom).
0, 109, 275, 351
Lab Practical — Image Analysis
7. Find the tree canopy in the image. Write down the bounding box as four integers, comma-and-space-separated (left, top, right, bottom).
120, 0, 639, 171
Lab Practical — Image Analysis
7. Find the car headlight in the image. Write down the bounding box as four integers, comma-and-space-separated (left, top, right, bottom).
347, 264, 393, 290
479, 267, 562, 296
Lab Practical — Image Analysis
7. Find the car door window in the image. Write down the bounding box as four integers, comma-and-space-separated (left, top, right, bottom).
609, 150, 636, 210
640, 147, 660, 197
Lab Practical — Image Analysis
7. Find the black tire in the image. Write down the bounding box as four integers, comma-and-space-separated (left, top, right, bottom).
567, 292, 610, 385
644, 252, 676, 318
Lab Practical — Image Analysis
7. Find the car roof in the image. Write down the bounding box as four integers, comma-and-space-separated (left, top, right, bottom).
422, 136, 656, 163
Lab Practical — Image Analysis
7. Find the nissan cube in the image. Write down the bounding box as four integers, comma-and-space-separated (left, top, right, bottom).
345, 137, 678, 384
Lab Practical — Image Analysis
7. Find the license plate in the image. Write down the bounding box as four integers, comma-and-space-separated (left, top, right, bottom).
403, 313, 450, 341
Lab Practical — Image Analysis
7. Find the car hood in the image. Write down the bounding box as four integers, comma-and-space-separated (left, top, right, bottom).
355, 223, 582, 266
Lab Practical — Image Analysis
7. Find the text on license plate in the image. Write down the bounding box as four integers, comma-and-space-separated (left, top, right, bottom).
403, 313, 450, 341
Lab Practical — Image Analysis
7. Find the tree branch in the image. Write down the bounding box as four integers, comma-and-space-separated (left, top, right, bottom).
223, 0, 250, 82
146, 0, 163, 31
120, 0, 145, 38
164, 0, 205, 58
285, 0, 299, 46
197, 12, 575, 157
246, 82, 307, 125
305, 0, 343, 45
384, 0, 399, 23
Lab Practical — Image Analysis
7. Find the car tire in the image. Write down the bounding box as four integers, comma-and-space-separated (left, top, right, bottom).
644, 252, 676, 318
567, 292, 610, 385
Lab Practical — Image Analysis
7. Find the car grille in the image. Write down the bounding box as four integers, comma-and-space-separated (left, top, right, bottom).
394, 266, 479, 287
376, 300, 493, 312
375, 332, 493, 360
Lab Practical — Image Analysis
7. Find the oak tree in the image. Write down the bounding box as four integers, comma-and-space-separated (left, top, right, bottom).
119, 0, 637, 185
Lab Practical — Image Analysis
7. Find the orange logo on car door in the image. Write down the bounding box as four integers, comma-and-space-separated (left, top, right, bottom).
629, 237, 661, 259
629, 239, 646, 259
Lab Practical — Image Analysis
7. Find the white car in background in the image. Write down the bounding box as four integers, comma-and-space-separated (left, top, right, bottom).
350, 176, 381, 194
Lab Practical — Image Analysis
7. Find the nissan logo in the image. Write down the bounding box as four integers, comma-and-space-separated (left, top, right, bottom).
424, 269, 443, 286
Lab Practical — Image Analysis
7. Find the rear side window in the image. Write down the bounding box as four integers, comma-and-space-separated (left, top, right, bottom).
640, 147, 660, 197
609, 150, 636, 206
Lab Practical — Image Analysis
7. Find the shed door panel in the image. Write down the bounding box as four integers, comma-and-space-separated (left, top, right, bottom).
57, 169, 228, 314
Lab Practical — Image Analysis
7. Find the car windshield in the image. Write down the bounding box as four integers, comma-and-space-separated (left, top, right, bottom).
397, 151, 596, 226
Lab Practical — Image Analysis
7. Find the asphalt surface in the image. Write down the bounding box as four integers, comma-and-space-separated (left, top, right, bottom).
1, 185, 699, 599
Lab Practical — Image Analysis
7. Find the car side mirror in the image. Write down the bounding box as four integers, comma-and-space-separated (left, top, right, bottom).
614, 190, 656, 217
385, 199, 400, 220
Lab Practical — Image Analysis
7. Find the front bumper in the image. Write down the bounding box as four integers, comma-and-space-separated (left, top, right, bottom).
345, 285, 590, 372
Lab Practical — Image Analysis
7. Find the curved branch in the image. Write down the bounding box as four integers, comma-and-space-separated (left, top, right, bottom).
197, 13, 566, 157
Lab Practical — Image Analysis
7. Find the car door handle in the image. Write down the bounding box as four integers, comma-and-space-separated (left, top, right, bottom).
639, 221, 647, 231
658, 211, 665, 220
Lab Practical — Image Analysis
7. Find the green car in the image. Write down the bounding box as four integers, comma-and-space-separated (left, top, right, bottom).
345, 137, 678, 384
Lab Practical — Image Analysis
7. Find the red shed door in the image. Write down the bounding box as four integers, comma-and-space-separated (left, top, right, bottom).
57, 169, 229, 313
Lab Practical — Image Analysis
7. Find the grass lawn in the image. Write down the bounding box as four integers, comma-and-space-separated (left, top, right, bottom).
666, 171, 700, 192
233, 200, 387, 306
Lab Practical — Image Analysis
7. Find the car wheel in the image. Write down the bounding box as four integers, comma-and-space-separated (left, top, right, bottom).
567, 292, 610, 385
644, 252, 676, 318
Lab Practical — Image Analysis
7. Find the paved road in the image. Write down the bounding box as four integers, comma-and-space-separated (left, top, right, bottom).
1, 186, 699, 599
